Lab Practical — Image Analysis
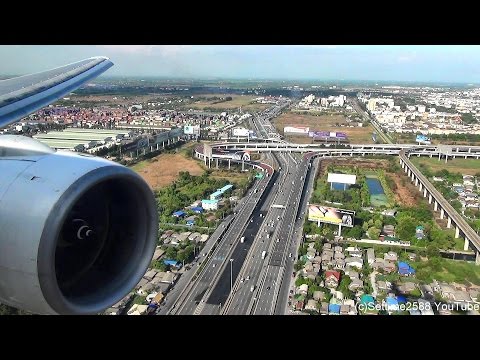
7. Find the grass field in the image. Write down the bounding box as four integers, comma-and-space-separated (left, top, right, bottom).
273, 111, 375, 144
209, 170, 250, 188
410, 156, 480, 176
411, 258, 480, 285
184, 94, 268, 112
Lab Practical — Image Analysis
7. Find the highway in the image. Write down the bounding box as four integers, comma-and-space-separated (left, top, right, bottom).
223, 152, 297, 314
157, 214, 234, 315
274, 156, 320, 314
171, 171, 273, 314
251, 153, 311, 315
350, 98, 393, 144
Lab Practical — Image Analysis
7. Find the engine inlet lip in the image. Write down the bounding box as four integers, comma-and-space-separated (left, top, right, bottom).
37, 165, 157, 315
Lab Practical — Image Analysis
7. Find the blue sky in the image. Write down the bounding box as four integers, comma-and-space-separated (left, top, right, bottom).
1, 45, 480, 83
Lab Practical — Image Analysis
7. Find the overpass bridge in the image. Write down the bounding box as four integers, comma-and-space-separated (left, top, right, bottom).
399, 150, 480, 264
194, 142, 480, 264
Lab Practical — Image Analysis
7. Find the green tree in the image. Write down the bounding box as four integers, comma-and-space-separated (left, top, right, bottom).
367, 227, 381, 239
396, 216, 416, 241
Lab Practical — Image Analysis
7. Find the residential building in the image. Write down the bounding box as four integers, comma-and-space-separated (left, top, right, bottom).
366, 248, 375, 265
325, 270, 341, 288
305, 299, 318, 312
201, 199, 219, 210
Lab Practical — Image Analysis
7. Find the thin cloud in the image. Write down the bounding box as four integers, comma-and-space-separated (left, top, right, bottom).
96, 45, 189, 55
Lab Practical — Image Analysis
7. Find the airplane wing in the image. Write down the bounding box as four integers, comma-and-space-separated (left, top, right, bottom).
0, 56, 113, 129
0, 56, 158, 315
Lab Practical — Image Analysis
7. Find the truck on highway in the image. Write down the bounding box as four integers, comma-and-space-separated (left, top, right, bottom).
261, 251, 267, 260
240, 236, 245, 243
250, 285, 255, 292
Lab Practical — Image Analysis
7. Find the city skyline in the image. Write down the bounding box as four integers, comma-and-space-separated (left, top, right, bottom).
2, 45, 480, 83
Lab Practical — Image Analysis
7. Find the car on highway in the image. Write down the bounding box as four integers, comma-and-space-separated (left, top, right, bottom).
246, 276, 250, 281
212, 264, 216, 268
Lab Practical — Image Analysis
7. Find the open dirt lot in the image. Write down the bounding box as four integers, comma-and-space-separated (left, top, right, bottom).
273, 111, 374, 144
131, 153, 204, 189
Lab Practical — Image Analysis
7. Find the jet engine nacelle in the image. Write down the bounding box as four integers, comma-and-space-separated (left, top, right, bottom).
0, 136, 158, 314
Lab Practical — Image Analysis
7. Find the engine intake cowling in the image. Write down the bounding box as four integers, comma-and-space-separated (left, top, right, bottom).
0, 140, 158, 315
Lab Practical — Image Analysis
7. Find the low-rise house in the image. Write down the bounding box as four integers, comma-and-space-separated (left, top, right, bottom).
295, 300, 305, 311
398, 281, 416, 294
383, 261, 396, 274
440, 284, 456, 300
384, 251, 398, 262
349, 250, 363, 258
298, 284, 309, 296
320, 302, 329, 315
349, 279, 364, 291
340, 304, 350, 315
138, 282, 155, 296
334, 246, 343, 253
468, 289, 479, 302
334, 259, 345, 270
144, 269, 158, 281
127, 304, 149, 315
383, 225, 395, 236
334, 252, 345, 260
328, 303, 341, 315
343, 299, 357, 315
398, 261, 416, 276
377, 281, 392, 292
305, 299, 318, 312
313, 291, 325, 301
137, 278, 148, 289
152, 248, 165, 261
324, 243, 332, 250
345, 257, 363, 269
452, 290, 472, 303
408, 253, 417, 261
325, 270, 341, 288
347, 270, 359, 279
312, 256, 323, 265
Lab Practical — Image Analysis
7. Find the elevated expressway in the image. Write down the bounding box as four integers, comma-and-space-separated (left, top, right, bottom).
195, 142, 480, 265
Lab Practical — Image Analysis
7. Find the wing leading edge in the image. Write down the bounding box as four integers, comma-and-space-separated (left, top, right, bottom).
0, 57, 113, 129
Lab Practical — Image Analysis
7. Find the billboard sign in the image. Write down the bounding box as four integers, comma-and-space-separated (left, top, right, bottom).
284, 126, 310, 135
212, 149, 250, 161
308, 205, 355, 227
416, 134, 431, 144
184, 125, 200, 135
232, 127, 250, 137
309, 131, 348, 140
327, 173, 357, 185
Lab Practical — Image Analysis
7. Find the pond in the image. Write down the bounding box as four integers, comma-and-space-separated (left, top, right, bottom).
366, 176, 388, 207
331, 182, 348, 191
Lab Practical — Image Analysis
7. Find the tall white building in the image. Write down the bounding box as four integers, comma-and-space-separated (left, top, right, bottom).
417, 105, 426, 113
367, 99, 377, 111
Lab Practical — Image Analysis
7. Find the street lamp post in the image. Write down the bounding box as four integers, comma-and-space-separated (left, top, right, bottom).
230, 258, 234, 292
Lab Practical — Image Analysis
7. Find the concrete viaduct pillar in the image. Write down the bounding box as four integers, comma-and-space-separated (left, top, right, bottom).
228, 159, 231, 170
434, 201, 438, 211
464, 238, 469, 251
455, 226, 460, 239
242, 160, 245, 171
415, 178, 419, 186
447, 217, 452, 229
440, 208, 445, 219
216, 158, 219, 169
476, 251, 480, 265
419, 183, 423, 192
411, 172, 415, 182
423, 188, 427, 198
428, 194, 432, 204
